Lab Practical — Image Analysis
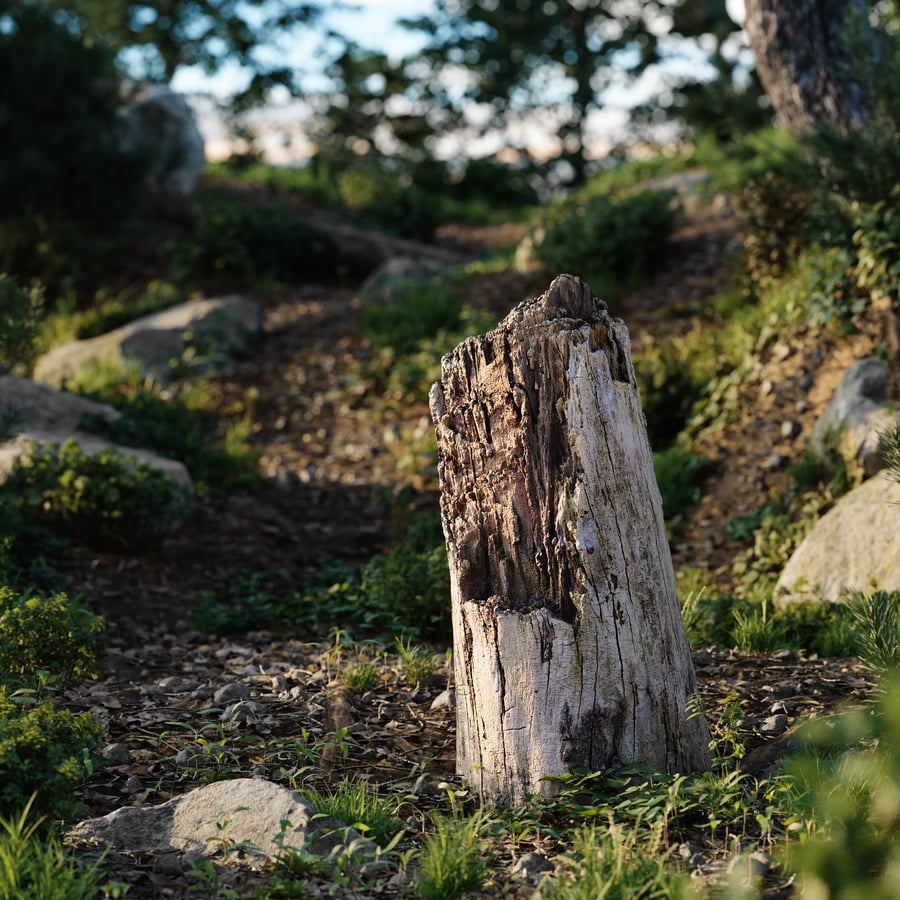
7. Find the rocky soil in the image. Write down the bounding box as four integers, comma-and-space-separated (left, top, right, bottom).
55, 193, 890, 897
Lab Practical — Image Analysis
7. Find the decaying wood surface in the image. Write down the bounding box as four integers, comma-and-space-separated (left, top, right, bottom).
430, 274, 711, 805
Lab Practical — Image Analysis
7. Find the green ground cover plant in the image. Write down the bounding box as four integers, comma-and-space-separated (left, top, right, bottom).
534, 188, 680, 300
2, 439, 190, 553
0, 587, 103, 688
303, 777, 403, 847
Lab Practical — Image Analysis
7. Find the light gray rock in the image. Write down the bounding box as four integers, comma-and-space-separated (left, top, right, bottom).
66, 778, 368, 862
0, 375, 192, 491
810, 359, 900, 482
775, 472, 900, 604
33, 296, 261, 388
116, 85, 205, 222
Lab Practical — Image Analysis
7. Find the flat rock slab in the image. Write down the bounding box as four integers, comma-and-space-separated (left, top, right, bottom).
775, 472, 900, 604
33, 295, 261, 387
66, 778, 364, 863
0, 375, 192, 490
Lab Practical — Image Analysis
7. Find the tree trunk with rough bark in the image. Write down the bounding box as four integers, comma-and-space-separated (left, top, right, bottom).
429, 275, 711, 805
743, 0, 870, 136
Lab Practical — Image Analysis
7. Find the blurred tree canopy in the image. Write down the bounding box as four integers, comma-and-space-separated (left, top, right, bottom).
38, 0, 323, 107
399, 0, 770, 186
401, 0, 661, 186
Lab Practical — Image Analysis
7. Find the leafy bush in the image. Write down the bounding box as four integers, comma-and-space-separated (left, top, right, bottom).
0, 587, 103, 687
737, 172, 811, 291
337, 163, 441, 239
80, 387, 260, 491
360, 283, 462, 355
534, 189, 680, 298
0, 690, 102, 821
0, 3, 146, 297
166, 189, 347, 288
4, 439, 190, 552
0, 276, 43, 375
782, 675, 900, 899
653, 445, 708, 523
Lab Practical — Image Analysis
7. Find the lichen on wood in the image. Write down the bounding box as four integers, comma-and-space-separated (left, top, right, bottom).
430, 274, 711, 805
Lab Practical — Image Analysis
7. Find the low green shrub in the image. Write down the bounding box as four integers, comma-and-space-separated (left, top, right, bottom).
80, 387, 260, 491
846, 590, 900, 674
0, 587, 103, 687
0, 276, 43, 375
534, 189, 680, 299
4, 439, 190, 552
191, 569, 312, 636
0, 690, 102, 820
166, 189, 347, 288
782, 674, 900, 899
337, 164, 442, 239
415, 810, 492, 900
653, 445, 708, 524
737, 171, 812, 292
360, 283, 462, 355
303, 778, 402, 847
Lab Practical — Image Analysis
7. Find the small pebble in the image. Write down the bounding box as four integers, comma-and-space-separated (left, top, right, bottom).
760, 714, 789, 735
780, 420, 801, 440
124, 774, 143, 794
101, 743, 131, 765
430, 689, 456, 710
765, 453, 789, 471
213, 682, 250, 705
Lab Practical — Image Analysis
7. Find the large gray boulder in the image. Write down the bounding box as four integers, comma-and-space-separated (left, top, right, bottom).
810, 359, 900, 483
33, 296, 260, 388
0, 375, 192, 491
774, 472, 900, 605
116, 85, 205, 222
66, 779, 368, 865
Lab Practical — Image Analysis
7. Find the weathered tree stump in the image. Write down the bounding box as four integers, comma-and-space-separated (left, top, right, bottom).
429, 275, 711, 805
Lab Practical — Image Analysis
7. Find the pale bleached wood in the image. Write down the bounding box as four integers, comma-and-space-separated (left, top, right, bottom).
430, 274, 711, 805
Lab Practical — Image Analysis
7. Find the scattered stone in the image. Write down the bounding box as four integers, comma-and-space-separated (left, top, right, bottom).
810, 358, 900, 482
33, 296, 261, 388
508, 851, 554, 883
158, 676, 200, 693
430, 688, 456, 710
771, 341, 792, 362
65, 778, 369, 863
101, 743, 132, 765
759, 379, 775, 398
770, 701, 790, 715
727, 850, 773, 880
124, 775, 143, 794
775, 472, 900, 604
759, 714, 789, 735
220, 700, 266, 723
213, 682, 251, 705
780, 419, 801, 440
764, 453, 789, 470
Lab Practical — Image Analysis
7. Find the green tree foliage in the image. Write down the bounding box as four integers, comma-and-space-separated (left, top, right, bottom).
403, 0, 661, 185
645, 0, 771, 140
0, 1, 151, 301
43, 0, 321, 106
